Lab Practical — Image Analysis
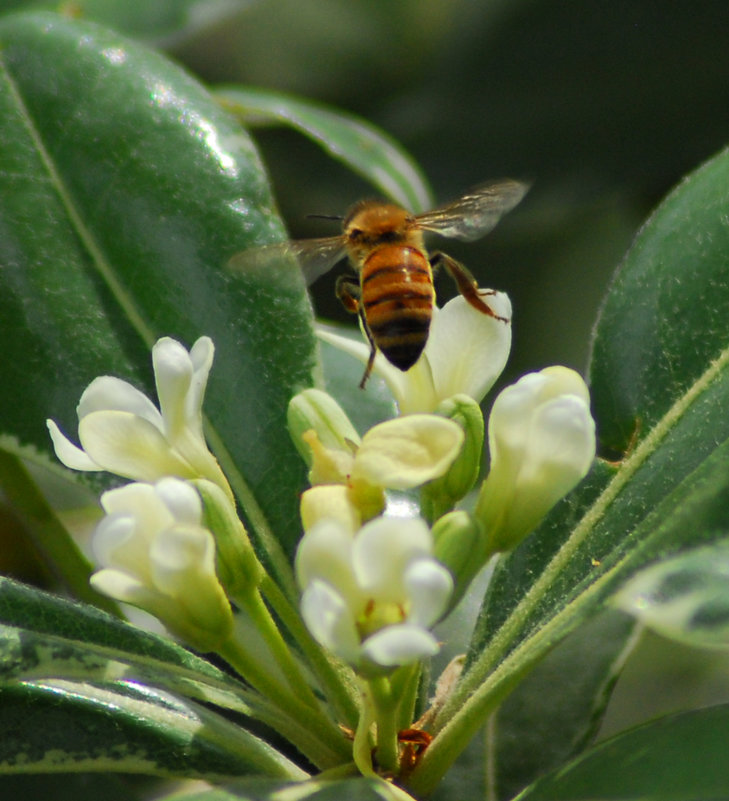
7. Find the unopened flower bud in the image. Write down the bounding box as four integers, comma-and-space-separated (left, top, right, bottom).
194, 479, 263, 597
475, 366, 596, 553
300, 484, 362, 533
432, 510, 484, 605
287, 389, 360, 469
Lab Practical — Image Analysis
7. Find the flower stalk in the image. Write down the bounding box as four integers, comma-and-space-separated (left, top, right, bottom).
369, 675, 400, 774
217, 634, 350, 766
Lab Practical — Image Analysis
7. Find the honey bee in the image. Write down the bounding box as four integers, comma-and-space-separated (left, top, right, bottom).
230, 179, 528, 388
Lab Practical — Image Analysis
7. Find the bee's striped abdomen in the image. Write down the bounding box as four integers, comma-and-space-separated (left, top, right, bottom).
361, 245, 434, 371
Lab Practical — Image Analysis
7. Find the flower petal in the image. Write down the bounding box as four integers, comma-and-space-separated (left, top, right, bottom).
155, 477, 203, 526
300, 579, 361, 663
353, 516, 432, 600
150, 525, 216, 593
354, 415, 464, 490
295, 518, 362, 609
361, 624, 440, 667
316, 323, 437, 411
403, 557, 453, 628
77, 376, 163, 430
100, 481, 171, 526
186, 337, 215, 434
91, 513, 137, 569
153, 337, 195, 441
477, 366, 596, 553
420, 292, 511, 411
524, 395, 596, 483
90, 567, 153, 606
79, 410, 195, 481
46, 419, 103, 471
300, 484, 361, 534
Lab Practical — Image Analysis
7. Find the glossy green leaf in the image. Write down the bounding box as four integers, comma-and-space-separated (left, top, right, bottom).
0, 620, 253, 714
516, 704, 729, 801
0, 774, 146, 801
0, 576, 237, 682
0, 577, 346, 770
590, 144, 729, 456
0, 1, 248, 44
614, 542, 729, 650
0, 12, 317, 559
216, 86, 433, 212
408, 145, 729, 796
0, 681, 305, 780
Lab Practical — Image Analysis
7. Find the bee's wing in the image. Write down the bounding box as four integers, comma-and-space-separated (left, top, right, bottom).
227, 236, 347, 285
414, 179, 529, 241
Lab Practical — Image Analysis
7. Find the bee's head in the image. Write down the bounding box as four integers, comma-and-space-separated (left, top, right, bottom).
343, 200, 414, 256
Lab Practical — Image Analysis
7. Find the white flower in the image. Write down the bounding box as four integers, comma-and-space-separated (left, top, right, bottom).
90, 477, 233, 650
295, 516, 453, 670
475, 366, 596, 551
47, 337, 230, 497
317, 292, 511, 414
299, 413, 465, 529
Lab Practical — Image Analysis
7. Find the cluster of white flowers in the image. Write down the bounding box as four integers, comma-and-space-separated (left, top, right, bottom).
47, 336, 238, 649
291, 293, 596, 670
47, 292, 595, 679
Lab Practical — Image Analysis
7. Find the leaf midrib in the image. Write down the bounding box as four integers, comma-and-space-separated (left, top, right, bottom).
0, 54, 291, 590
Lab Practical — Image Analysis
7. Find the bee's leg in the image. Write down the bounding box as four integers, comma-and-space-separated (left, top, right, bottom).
335, 276, 377, 389
431, 251, 509, 322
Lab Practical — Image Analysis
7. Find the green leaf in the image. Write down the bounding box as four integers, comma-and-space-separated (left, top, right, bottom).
0, 681, 305, 780
613, 542, 729, 650
0, 577, 346, 770
590, 144, 729, 456
407, 145, 729, 796
0, 11, 317, 559
0, 774, 148, 801
487, 611, 637, 801
0, 619, 253, 715
0, 576, 236, 681
516, 704, 729, 801
216, 86, 433, 212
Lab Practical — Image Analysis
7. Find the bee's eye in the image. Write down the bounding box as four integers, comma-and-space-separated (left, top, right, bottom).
347, 228, 363, 241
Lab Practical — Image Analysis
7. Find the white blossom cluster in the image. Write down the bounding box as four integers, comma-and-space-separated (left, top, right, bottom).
47, 293, 595, 673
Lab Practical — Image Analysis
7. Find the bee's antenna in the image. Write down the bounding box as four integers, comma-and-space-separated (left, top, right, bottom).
306, 213, 344, 222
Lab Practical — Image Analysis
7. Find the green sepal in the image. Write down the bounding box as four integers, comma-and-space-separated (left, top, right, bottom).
421, 394, 484, 522
194, 479, 264, 599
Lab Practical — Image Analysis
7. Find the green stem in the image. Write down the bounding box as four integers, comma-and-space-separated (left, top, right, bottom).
353, 681, 377, 777
369, 676, 399, 775
204, 423, 298, 602
261, 573, 360, 727
389, 663, 421, 731
237, 586, 322, 710
218, 636, 349, 766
